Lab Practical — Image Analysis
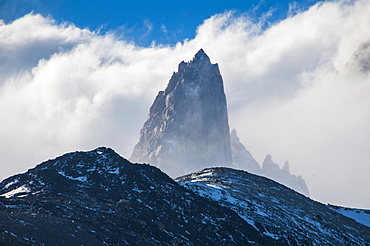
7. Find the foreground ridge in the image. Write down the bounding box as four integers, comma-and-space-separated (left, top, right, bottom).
0, 147, 278, 245
176, 167, 370, 245
0, 148, 368, 245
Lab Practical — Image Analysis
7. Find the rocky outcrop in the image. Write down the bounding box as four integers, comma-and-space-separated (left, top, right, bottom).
261, 154, 280, 176
345, 42, 370, 74
131, 49, 232, 177
230, 129, 309, 196
262, 154, 310, 196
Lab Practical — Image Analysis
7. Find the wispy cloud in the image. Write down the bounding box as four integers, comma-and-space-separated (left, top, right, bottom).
0, 0, 370, 208
160, 23, 168, 34
143, 19, 153, 35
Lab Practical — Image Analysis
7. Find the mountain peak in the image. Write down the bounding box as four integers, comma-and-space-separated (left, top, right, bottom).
93, 146, 114, 154
282, 161, 290, 173
178, 49, 212, 73
265, 154, 272, 162
131, 50, 232, 177
192, 48, 211, 63
230, 129, 238, 140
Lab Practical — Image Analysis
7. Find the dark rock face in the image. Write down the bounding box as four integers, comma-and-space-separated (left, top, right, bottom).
0, 147, 274, 245
176, 167, 370, 245
131, 49, 232, 177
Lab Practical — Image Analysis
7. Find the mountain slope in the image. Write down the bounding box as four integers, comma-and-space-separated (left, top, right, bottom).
328, 204, 370, 228
176, 167, 370, 245
0, 147, 278, 245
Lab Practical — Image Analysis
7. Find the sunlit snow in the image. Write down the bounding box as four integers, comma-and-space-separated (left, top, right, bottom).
0, 185, 30, 198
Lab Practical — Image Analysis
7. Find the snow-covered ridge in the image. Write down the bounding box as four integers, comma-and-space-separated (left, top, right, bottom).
176, 167, 370, 245
328, 204, 370, 228
0, 147, 277, 245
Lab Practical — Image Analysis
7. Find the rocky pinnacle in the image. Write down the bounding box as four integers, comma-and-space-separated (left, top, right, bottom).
131, 49, 232, 177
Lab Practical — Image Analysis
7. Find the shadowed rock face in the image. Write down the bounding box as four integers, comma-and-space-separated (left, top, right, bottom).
131, 49, 232, 177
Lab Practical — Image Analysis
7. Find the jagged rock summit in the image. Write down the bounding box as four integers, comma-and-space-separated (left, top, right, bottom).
230, 129, 309, 196
262, 154, 310, 196
131, 49, 310, 196
131, 49, 232, 177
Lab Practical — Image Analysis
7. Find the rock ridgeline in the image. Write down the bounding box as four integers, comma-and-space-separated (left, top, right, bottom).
0, 147, 273, 245
131, 49, 309, 196
1, 148, 365, 245
175, 167, 370, 245
262, 155, 310, 196
131, 49, 233, 177
231, 129, 309, 196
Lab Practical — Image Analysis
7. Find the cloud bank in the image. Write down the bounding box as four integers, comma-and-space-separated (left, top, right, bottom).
1, 0, 369, 208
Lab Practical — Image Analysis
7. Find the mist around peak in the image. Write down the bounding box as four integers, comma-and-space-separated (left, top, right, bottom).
131, 50, 310, 196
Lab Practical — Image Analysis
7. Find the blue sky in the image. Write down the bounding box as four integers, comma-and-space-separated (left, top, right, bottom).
1, 0, 319, 45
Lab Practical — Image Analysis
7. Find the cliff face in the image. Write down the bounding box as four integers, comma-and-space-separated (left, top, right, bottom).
131, 49, 232, 177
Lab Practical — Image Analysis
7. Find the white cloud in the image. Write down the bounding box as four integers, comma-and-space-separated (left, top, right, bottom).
1, 0, 370, 208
